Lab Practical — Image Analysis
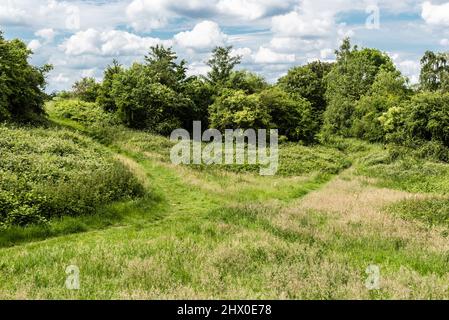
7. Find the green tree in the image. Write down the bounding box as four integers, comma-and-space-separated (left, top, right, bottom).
209, 89, 270, 130
419, 51, 449, 92
226, 70, 268, 94
381, 92, 449, 148
259, 87, 318, 143
111, 62, 194, 134
278, 61, 334, 115
207, 46, 242, 85
352, 69, 410, 142
322, 38, 395, 136
144, 45, 187, 90
72, 77, 101, 102
97, 59, 123, 112
0, 31, 52, 121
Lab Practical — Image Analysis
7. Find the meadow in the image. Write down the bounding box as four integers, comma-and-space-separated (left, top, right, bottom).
0, 102, 448, 299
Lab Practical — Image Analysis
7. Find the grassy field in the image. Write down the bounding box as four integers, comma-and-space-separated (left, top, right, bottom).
0, 103, 448, 299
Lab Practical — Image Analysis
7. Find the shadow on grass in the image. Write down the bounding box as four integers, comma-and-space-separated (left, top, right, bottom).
0, 193, 164, 249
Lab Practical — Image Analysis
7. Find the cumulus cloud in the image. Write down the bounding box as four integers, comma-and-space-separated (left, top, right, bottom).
187, 61, 211, 77
391, 53, 421, 84
28, 39, 42, 51
422, 1, 449, 26
60, 29, 170, 57
253, 47, 295, 64
0, 2, 28, 25
271, 11, 334, 37
126, 0, 169, 32
441, 39, 449, 46
174, 21, 227, 50
217, 0, 292, 20
36, 28, 56, 43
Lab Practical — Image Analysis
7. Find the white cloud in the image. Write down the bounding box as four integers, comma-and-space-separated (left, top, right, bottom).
440, 38, 449, 46
320, 48, 334, 59
391, 53, 421, 84
36, 28, 56, 43
187, 61, 211, 77
217, 0, 290, 20
27, 39, 42, 51
60, 29, 169, 57
271, 11, 333, 37
422, 1, 449, 26
0, 2, 28, 25
231, 47, 253, 60
253, 47, 295, 64
174, 21, 227, 50
126, 0, 169, 32
52, 73, 70, 84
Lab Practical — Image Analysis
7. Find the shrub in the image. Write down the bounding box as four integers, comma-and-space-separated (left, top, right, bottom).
209, 89, 270, 130
0, 125, 144, 228
381, 92, 449, 151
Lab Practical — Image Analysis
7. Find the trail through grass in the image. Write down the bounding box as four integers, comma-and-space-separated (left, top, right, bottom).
1, 111, 449, 299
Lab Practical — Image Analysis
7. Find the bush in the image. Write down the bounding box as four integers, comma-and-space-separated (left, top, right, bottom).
0, 125, 144, 227
51, 99, 118, 126
381, 92, 449, 154
209, 89, 270, 130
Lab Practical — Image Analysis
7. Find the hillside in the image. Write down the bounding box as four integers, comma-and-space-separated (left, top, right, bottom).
0, 104, 448, 299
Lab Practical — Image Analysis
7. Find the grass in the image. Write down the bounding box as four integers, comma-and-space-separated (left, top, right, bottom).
0, 101, 449, 299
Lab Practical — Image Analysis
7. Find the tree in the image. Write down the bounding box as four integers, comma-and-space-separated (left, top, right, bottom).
144, 45, 187, 90
111, 62, 194, 134
278, 61, 334, 116
0, 31, 52, 121
97, 59, 123, 112
322, 38, 395, 136
419, 51, 449, 92
259, 87, 318, 143
209, 89, 270, 130
207, 46, 242, 85
226, 70, 268, 94
381, 92, 449, 148
72, 77, 100, 102
352, 69, 410, 142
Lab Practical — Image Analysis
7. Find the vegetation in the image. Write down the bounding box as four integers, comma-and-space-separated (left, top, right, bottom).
1, 30, 449, 299
0, 31, 52, 122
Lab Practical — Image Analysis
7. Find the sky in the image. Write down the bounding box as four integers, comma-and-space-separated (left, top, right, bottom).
1, 0, 449, 92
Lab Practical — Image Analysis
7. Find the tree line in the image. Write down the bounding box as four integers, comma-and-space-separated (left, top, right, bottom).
1, 30, 449, 160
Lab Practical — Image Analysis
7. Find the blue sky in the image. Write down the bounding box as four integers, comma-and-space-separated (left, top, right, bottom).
1, 0, 449, 92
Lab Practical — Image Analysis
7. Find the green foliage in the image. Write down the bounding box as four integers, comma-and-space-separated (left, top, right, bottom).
323, 38, 395, 136
0, 32, 52, 122
381, 92, 449, 150
259, 87, 318, 142
51, 99, 118, 126
390, 198, 449, 228
207, 46, 242, 85
352, 69, 410, 142
111, 63, 193, 134
0, 125, 144, 228
182, 76, 216, 127
358, 149, 449, 194
419, 51, 449, 92
97, 59, 123, 112
226, 70, 268, 94
209, 89, 269, 130
72, 77, 101, 102
278, 61, 333, 115
144, 45, 188, 90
